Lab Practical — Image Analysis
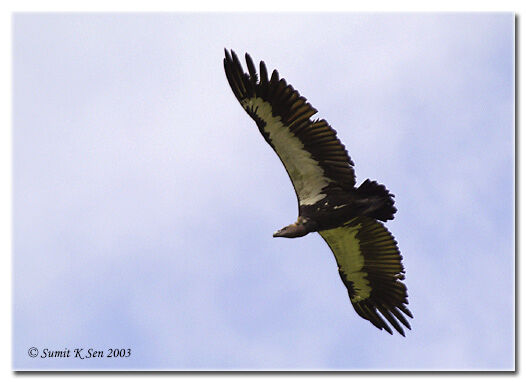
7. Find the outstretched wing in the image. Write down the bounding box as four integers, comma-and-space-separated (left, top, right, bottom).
319, 217, 412, 336
223, 49, 355, 207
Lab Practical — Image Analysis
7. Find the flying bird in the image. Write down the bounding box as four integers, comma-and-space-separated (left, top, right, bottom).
223, 49, 412, 336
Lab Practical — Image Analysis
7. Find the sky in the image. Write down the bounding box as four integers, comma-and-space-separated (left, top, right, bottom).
12, 13, 514, 370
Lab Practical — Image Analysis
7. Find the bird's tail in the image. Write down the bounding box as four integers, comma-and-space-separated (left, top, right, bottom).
356, 179, 397, 221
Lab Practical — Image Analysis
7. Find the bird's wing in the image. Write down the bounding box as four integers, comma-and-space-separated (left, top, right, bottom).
319, 217, 412, 336
224, 49, 355, 207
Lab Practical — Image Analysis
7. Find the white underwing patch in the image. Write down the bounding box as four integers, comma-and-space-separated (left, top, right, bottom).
319, 222, 372, 302
243, 97, 332, 206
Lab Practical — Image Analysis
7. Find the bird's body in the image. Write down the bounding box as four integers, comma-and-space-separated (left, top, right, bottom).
224, 50, 412, 336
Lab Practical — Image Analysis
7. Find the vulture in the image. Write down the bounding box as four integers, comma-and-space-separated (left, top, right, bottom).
223, 49, 412, 336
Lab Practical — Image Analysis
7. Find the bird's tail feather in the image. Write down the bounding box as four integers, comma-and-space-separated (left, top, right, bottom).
356, 179, 397, 221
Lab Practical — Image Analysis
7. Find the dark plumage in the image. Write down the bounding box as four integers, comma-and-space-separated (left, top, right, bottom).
224, 49, 412, 336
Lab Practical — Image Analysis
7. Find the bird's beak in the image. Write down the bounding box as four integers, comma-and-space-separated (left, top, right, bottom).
273, 229, 284, 237
273, 225, 293, 238
272, 223, 308, 238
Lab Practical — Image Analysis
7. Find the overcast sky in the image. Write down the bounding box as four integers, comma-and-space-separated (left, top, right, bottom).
13, 13, 514, 370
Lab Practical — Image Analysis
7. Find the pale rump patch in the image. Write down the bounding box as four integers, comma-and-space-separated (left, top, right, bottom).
319, 222, 372, 302
242, 97, 331, 206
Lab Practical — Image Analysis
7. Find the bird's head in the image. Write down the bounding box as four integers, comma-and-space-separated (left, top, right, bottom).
273, 217, 316, 238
